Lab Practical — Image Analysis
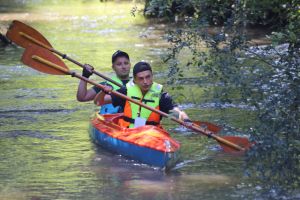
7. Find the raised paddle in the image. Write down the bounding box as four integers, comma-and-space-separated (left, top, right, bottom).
6, 20, 223, 134
6, 20, 123, 87
21, 44, 252, 153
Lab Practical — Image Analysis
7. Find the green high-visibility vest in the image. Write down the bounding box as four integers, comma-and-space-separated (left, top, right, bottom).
107, 76, 123, 90
99, 76, 124, 114
126, 81, 163, 128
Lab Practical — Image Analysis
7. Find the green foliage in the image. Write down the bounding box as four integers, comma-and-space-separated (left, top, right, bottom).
143, 0, 196, 18
145, 0, 300, 197
245, 7, 300, 195
144, 0, 295, 28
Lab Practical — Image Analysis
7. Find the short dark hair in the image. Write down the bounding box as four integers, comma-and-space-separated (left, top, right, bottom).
112, 50, 130, 63
133, 61, 152, 77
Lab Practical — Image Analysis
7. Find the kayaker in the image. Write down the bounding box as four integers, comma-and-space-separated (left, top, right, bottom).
76, 50, 131, 114
94, 61, 191, 128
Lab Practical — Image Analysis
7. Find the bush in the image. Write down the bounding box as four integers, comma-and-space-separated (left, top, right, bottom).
146, 0, 300, 196
144, 0, 295, 28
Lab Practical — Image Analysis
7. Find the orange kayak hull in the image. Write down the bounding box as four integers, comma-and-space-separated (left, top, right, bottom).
89, 113, 181, 168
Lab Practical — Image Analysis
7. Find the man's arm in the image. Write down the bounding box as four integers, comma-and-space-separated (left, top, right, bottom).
76, 64, 97, 102
160, 92, 191, 121
77, 80, 97, 102
94, 85, 113, 106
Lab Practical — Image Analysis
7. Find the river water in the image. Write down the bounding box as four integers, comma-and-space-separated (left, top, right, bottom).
0, 1, 259, 199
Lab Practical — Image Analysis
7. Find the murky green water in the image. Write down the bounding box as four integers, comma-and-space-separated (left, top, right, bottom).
0, 1, 258, 199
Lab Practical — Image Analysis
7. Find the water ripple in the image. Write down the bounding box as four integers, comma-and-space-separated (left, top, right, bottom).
0, 108, 76, 114
0, 130, 64, 140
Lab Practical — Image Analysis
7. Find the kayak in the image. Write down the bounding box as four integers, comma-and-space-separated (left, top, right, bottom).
89, 113, 181, 169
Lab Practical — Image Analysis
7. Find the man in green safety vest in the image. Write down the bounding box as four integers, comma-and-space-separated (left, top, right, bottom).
94, 61, 191, 128
77, 50, 131, 114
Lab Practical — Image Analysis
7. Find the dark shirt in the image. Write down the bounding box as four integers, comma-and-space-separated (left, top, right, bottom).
92, 80, 129, 93
111, 86, 177, 114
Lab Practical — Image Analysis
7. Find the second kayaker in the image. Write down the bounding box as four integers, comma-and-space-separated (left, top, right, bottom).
76, 50, 131, 114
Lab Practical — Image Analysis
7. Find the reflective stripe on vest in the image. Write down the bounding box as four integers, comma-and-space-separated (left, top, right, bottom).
120, 81, 163, 128
99, 76, 124, 114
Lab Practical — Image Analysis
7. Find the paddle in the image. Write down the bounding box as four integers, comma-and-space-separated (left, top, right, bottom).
6, 20, 123, 87
192, 121, 221, 134
6, 20, 223, 134
21, 44, 252, 153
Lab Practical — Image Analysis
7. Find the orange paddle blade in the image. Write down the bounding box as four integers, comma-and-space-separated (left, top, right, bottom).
6, 20, 52, 49
218, 136, 252, 154
21, 44, 69, 75
192, 121, 222, 134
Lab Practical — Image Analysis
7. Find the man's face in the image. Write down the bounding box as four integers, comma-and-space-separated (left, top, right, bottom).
134, 70, 153, 94
112, 57, 131, 79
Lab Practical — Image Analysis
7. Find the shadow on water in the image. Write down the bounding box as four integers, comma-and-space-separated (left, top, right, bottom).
0, 108, 74, 114
0, 130, 64, 140
87, 142, 243, 200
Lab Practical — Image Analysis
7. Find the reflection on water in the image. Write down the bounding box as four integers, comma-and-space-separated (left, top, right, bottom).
0, 0, 257, 199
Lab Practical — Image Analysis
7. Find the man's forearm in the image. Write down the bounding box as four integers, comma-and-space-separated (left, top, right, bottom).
77, 80, 96, 102
77, 80, 88, 101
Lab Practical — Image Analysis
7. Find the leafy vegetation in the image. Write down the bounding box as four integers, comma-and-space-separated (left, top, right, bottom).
143, 0, 300, 197
144, 0, 293, 28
